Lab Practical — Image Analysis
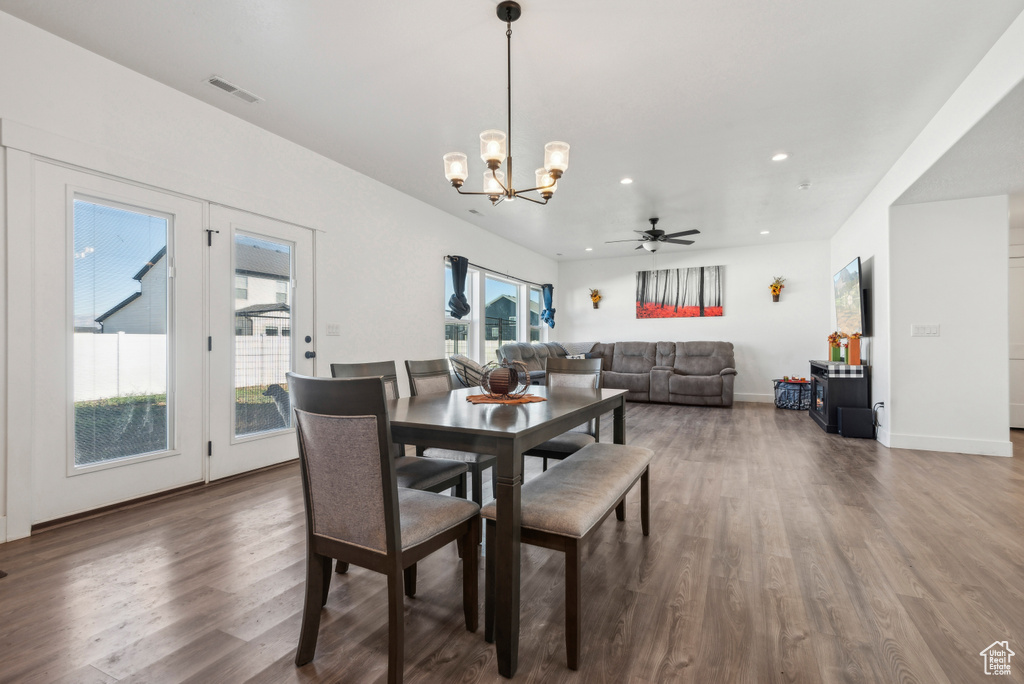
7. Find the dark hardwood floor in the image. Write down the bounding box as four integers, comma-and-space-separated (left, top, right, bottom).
2, 403, 1023, 683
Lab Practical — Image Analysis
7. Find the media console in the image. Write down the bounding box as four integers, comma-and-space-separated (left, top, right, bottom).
808, 360, 870, 434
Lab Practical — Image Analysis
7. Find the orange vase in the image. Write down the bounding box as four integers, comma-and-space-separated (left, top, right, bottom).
848, 338, 861, 365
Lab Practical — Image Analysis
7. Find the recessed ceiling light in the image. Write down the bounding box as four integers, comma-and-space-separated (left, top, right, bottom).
760, 231, 770, 235
585, 247, 593, 251
771, 153, 788, 162
620, 178, 633, 185
798, 182, 812, 190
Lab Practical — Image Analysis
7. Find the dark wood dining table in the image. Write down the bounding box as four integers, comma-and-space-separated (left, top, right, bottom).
388, 384, 628, 678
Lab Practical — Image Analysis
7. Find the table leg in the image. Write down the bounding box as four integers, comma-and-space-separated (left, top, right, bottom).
613, 397, 626, 445
494, 439, 522, 678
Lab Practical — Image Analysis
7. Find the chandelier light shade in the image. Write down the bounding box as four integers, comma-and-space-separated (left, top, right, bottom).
442, 1, 568, 206
444, 152, 469, 186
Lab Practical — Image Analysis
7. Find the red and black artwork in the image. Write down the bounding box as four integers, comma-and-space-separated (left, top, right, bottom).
636, 266, 723, 318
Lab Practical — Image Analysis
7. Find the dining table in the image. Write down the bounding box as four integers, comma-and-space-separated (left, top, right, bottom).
388, 383, 628, 678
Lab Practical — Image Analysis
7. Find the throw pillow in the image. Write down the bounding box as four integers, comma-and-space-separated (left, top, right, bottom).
450, 354, 485, 388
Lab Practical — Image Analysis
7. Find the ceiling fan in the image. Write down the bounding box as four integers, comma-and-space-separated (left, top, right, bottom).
605, 218, 700, 252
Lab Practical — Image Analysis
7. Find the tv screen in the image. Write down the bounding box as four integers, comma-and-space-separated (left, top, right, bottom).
833, 257, 865, 335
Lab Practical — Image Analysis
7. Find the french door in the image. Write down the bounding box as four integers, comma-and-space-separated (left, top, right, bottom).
206, 205, 315, 480
31, 161, 206, 522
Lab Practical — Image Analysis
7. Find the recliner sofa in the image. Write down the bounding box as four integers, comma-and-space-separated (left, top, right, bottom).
496, 340, 736, 406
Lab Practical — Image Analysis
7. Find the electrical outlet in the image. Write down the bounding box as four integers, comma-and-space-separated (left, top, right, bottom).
911, 324, 940, 337
326, 323, 341, 336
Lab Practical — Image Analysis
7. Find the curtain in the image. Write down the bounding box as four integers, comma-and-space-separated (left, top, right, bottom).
447, 255, 471, 319
541, 283, 555, 328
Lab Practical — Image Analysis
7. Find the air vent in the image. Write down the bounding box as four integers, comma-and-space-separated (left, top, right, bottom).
206, 75, 263, 104
469, 209, 482, 215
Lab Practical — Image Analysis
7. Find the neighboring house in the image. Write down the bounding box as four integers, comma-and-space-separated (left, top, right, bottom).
95, 246, 168, 334
95, 242, 291, 335
484, 294, 517, 342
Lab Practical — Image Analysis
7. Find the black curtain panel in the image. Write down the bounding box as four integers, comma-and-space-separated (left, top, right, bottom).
447, 255, 471, 319
541, 283, 555, 328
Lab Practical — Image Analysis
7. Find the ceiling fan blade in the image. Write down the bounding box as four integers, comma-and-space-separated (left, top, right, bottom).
663, 229, 700, 238
635, 245, 645, 250
605, 239, 642, 244
634, 229, 654, 235
663, 239, 695, 245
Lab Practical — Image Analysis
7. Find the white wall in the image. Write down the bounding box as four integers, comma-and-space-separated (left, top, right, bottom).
0, 11, 556, 538
830, 11, 1024, 449
557, 240, 831, 401
890, 197, 1011, 456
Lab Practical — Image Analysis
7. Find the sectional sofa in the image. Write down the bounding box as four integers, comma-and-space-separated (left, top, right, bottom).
494, 340, 737, 406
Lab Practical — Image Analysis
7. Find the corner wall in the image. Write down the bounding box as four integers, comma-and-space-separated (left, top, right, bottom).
557, 240, 831, 402
890, 196, 1011, 456
829, 11, 1024, 450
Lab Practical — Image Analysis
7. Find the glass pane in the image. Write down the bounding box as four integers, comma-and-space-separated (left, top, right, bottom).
235, 234, 292, 436
73, 199, 169, 466
485, 276, 517, 361
445, 322, 469, 356
530, 288, 541, 328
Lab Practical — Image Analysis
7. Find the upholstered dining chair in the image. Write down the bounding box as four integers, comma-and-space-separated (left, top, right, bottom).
404, 359, 498, 507
331, 361, 468, 496
523, 357, 603, 470
287, 373, 480, 684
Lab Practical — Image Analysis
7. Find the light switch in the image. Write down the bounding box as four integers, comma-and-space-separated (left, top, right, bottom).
326, 323, 341, 336
912, 324, 940, 337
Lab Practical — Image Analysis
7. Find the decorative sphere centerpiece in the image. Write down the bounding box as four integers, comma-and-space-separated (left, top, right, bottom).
480, 360, 531, 399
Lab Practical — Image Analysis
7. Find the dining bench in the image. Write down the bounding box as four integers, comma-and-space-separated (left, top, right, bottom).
482, 442, 652, 670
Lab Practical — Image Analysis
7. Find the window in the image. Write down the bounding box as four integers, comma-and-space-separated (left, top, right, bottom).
265, 326, 279, 337
282, 327, 291, 337
443, 262, 544, 362
484, 275, 517, 361
235, 275, 248, 300
529, 287, 542, 342
73, 198, 170, 466
276, 280, 288, 304
445, 263, 474, 357
234, 316, 253, 336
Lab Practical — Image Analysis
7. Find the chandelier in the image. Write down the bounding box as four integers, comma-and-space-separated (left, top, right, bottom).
442, 1, 568, 206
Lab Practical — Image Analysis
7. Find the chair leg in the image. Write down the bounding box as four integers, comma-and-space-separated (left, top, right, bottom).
454, 472, 467, 500
565, 538, 581, 670
615, 496, 626, 522
542, 456, 549, 472
463, 516, 480, 632
404, 563, 417, 598
295, 550, 328, 666
335, 560, 349, 574
472, 466, 483, 507
387, 567, 406, 684
484, 519, 496, 643
641, 466, 650, 537
321, 553, 333, 607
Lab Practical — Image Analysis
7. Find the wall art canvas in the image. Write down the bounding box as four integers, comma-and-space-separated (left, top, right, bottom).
636, 265, 723, 318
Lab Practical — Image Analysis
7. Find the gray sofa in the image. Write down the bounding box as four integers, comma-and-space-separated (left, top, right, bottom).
590, 341, 736, 406
496, 340, 736, 406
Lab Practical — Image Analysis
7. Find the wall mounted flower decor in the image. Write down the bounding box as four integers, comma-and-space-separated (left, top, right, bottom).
770, 276, 786, 302
589, 289, 601, 309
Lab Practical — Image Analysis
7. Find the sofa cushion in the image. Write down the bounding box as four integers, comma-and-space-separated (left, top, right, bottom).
602, 370, 650, 401
669, 373, 723, 397
449, 354, 485, 387
611, 342, 657, 374
655, 341, 676, 367
673, 341, 735, 376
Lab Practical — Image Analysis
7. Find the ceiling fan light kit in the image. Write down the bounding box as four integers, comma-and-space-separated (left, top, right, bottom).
442, 1, 567, 206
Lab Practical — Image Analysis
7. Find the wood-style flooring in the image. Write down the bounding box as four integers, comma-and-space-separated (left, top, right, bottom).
1, 402, 1023, 683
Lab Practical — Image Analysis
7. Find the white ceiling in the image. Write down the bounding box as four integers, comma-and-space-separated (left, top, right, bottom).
1, 0, 1022, 260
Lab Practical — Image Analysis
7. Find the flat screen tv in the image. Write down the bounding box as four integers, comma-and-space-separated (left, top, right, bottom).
833, 257, 867, 336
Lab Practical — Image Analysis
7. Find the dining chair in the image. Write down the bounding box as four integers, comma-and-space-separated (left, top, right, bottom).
330, 361, 470, 574
287, 373, 480, 684
523, 357, 603, 470
404, 358, 498, 506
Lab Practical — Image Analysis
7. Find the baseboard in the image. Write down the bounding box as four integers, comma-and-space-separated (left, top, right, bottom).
875, 427, 891, 447
889, 433, 1013, 457
735, 393, 774, 403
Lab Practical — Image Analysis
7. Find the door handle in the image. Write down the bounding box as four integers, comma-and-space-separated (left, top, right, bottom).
305, 351, 316, 359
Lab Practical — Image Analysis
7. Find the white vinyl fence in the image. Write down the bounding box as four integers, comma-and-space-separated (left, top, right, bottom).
74, 332, 292, 402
